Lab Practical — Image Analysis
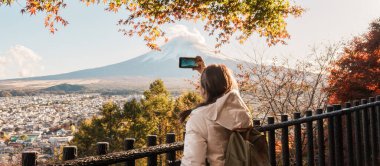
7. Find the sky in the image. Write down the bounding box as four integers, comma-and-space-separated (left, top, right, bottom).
0, 0, 379, 79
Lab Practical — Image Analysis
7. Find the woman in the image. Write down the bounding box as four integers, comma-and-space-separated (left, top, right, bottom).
180, 56, 253, 166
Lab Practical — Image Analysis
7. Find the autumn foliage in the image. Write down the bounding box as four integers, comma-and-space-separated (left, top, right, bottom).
20, 0, 68, 33
327, 18, 380, 103
0, 0, 303, 49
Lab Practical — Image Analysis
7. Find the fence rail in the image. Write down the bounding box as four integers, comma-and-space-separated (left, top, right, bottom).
22, 96, 380, 166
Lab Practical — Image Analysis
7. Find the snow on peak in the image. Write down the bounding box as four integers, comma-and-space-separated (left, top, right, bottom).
141, 36, 227, 62
141, 25, 236, 62
167, 25, 206, 45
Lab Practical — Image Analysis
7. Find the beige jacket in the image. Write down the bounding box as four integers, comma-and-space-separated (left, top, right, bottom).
181, 90, 253, 166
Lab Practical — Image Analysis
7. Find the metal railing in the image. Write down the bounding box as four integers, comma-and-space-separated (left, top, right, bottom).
22, 96, 380, 166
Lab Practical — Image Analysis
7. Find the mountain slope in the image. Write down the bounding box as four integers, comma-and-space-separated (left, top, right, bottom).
20, 36, 251, 80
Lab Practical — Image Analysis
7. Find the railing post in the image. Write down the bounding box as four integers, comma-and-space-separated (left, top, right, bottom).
353, 100, 363, 166
97, 142, 109, 155
333, 104, 343, 166
267, 117, 276, 166
22, 151, 37, 166
344, 102, 354, 166
96, 142, 109, 166
316, 109, 325, 166
327, 105, 335, 166
166, 133, 176, 166
125, 138, 135, 166
147, 135, 157, 166
369, 97, 379, 165
293, 112, 302, 166
306, 110, 314, 166
254, 120, 263, 137
361, 99, 371, 166
254, 119, 261, 126
62, 146, 77, 161
281, 115, 290, 166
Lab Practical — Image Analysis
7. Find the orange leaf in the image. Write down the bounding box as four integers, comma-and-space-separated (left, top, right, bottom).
30, 7, 37, 15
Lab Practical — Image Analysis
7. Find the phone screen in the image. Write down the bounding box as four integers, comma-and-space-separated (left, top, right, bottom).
179, 57, 198, 68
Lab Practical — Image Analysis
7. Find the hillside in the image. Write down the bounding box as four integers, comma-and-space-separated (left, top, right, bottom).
43, 84, 86, 92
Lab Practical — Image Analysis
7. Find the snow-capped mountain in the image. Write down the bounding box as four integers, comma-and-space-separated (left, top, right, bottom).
21, 36, 250, 80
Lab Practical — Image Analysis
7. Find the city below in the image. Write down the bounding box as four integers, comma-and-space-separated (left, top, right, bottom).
0, 93, 142, 163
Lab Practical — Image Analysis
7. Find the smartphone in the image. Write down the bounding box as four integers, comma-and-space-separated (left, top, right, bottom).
179, 57, 198, 68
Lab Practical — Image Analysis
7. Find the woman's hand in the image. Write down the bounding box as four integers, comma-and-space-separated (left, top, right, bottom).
192, 56, 206, 74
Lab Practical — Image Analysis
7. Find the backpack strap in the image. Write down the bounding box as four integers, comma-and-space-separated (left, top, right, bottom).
244, 127, 265, 144
245, 128, 252, 140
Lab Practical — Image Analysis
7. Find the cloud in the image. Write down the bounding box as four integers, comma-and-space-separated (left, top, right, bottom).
0, 57, 7, 77
167, 24, 206, 44
0, 56, 7, 65
0, 45, 44, 78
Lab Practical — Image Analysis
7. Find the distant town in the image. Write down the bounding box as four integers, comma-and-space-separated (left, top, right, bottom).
0, 93, 142, 164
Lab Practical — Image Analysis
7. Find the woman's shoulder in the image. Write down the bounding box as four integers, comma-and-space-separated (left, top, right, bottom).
187, 104, 216, 127
190, 104, 213, 117
187, 105, 213, 123
186, 106, 212, 137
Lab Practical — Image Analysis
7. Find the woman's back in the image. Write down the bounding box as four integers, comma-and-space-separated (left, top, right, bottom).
181, 90, 252, 166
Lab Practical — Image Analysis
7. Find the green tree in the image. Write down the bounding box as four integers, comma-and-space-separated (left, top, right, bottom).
71, 79, 202, 162
173, 91, 203, 121
0, 0, 303, 49
122, 98, 153, 148
71, 101, 129, 156
141, 79, 175, 145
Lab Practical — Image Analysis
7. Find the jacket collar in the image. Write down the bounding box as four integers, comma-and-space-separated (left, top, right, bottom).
204, 89, 252, 130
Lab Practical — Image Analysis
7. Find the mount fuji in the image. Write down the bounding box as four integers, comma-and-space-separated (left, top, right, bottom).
21, 36, 250, 80
0, 35, 257, 90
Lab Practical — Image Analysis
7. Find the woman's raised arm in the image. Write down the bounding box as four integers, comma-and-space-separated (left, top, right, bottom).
192, 56, 206, 74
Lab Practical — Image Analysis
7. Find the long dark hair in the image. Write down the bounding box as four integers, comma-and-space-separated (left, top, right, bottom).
179, 64, 236, 123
